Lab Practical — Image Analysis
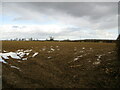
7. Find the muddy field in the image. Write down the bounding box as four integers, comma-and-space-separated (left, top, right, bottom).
1, 41, 119, 88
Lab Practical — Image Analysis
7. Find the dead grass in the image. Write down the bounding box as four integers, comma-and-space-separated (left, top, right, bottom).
2, 41, 119, 88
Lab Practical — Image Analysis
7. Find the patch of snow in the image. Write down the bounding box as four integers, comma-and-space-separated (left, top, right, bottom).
48, 51, 51, 53
26, 53, 29, 56
73, 55, 83, 62
98, 55, 102, 59
17, 52, 26, 57
82, 47, 85, 50
74, 57, 79, 61
97, 59, 100, 61
74, 52, 77, 54
78, 55, 83, 58
74, 47, 77, 51
3, 50, 7, 53
90, 48, 92, 50
0, 52, 21, 59
57, 49, 60, 51
74, 49, 77, 51
93, 61, 100, 65
108, 52, 112, 54
42, 48, 46, 51
0, 56, 7, 63
80, 51, 84, 53
18, 61, 21, 62
96, 55, 102, 59
8, 52, 21, 59
56, 46, 59, 48
88, 60, 91, 62
17, 50, 21, 52
0, 49, 40, 63
70, 65, 81, 68
10, 65, 20, 70
17, 49, 23, 52
24, 49, 32, 53
48, 56, 52, 59
22, 58, 28, 60
51, 48, 55, 51
0, 53, 9, 59
32, 52, 38, 57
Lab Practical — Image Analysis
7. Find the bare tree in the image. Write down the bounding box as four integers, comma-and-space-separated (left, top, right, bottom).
49, 36, 54, 41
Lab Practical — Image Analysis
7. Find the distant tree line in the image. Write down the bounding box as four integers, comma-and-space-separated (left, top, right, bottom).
9, 38, 37, 41
8, 36, 55, 41
3, 36, 117, 43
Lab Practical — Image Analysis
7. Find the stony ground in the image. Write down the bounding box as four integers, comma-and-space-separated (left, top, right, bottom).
1, 41, 119, 88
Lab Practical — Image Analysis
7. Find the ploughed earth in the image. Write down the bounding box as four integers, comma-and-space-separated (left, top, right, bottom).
1, 41, 119, 88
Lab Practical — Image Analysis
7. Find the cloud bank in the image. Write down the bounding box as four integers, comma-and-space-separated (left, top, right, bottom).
0, 2, 118, 40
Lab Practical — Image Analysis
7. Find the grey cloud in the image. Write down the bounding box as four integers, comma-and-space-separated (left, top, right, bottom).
4, 2, 118, 29
3, 2, 117, 18
1, 2, 118, 40
13, 17, 32, 21
17, 2, 117, 20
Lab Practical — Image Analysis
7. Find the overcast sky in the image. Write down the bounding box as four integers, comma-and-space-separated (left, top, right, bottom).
0, 2, 118, 40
